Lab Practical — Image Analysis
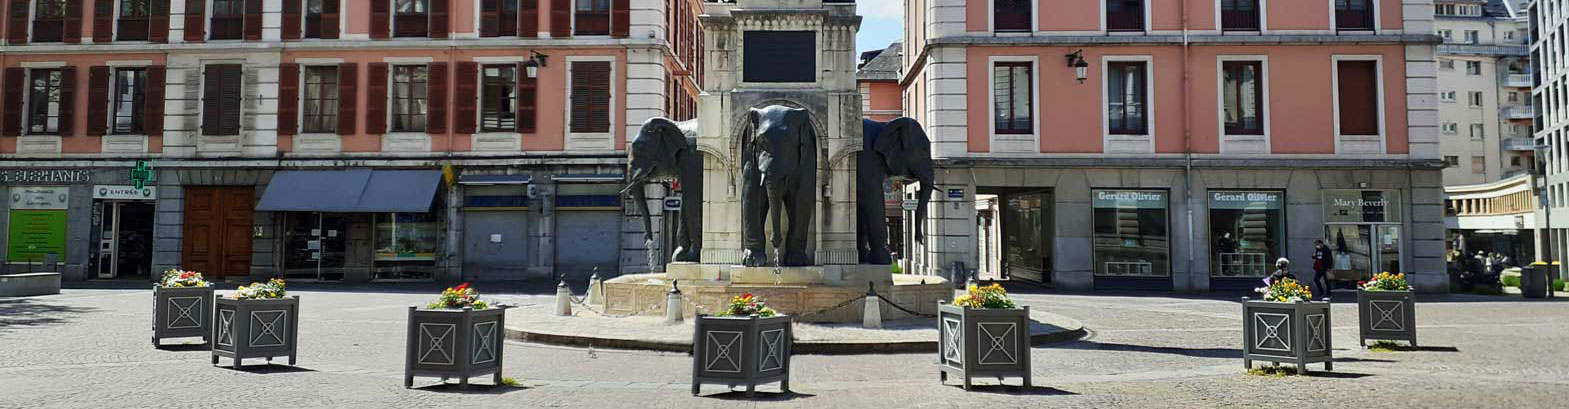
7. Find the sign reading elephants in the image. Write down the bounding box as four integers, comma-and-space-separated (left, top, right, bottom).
743, 31, 816, 83
0, 169, 90, 183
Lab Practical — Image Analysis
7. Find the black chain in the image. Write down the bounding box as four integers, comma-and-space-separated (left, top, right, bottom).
793, 295, 868, 319
880, 297, 937, 318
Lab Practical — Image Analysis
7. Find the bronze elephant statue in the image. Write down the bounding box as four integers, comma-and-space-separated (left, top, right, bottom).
624, 117, 703, 263
741, 106, 817, 267
858, 117, 934, 265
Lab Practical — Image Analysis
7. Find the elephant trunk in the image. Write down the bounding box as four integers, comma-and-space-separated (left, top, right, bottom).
629, 182, 654, 244
767, 181, 786, 263
914, 171, 936, 244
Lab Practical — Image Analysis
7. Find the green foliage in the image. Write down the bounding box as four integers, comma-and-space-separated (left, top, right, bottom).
1247, 366, 1296, 377
891, 263, 903, 274
500, 376, 521, 387
718, 294, 777, 317
1502, 275, 1521, 287
1554, 279, 1566, 292
953, 283, 1017, 309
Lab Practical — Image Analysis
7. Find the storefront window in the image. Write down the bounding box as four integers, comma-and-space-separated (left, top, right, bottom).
374, 212, 439, 280
1208, 191, 1284, 278
1092, 190, 1170, 277
1323, 190, 1403, 281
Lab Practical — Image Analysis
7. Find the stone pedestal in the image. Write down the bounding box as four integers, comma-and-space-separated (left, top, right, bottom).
731, 267, 825, 285
666, 263, 723, 281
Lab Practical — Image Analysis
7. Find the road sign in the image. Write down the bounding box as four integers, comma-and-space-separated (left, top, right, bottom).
664, 197, 683, 211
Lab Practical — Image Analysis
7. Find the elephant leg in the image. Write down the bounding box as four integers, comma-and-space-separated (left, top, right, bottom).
783, 187, 814, 266
865, 198, 892, 265
741, 168, 768, 267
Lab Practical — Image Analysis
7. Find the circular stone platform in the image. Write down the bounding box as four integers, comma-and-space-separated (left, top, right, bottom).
504, 303, 1085, 354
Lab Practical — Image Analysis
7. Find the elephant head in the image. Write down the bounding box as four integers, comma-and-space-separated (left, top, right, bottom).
748, 107, 815, 187
624, 117, 692, 243
873, 117, 935, 244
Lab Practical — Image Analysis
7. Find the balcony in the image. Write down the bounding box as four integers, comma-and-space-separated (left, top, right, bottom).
1504, 74, 1533, 88
1502, 106, 1535, 120
1502, 137, 1539, 151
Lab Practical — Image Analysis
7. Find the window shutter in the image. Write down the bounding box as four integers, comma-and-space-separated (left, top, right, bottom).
428, 62, 449, 134
145, 65, 165, 135
365, 63, 388, 134
320, 0, 339, 39
453, 62, 477, 134
278, 63, 299, 136
7, 0, 27, 44
87, 66, 110, 136
370, 0, 390, 39
430, 0, 450, 39
64, 0, 84, 43
520, 0, 538, 38
220, 66, 242, 135
244, 0, 263, 40
58, 67, 78, 135
92, 0, 113, 43
202, 65, 222, 135
1337, 60, 1380, 136
2, 67, 23, 136
517, 62, 536, 133
611, 0, 628, 38
184, 0, 205, 42
149, 0, 170, 43
549, 0, 569, 38
480, 1, 499, 37
282, 0, 302, 40
336, 62, 357, 135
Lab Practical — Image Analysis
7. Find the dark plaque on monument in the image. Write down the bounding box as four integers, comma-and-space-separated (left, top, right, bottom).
743, 31, 816, 83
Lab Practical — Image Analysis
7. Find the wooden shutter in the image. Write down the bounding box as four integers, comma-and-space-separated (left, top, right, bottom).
370, 0, 390, 39
480, 0, 499, 37
336, 62, 357, 135
93, 0, 113, 43
549, 0, 569, 38
1337, 60, 1380, 136
87, 66, 110, 136
201, 66, 221, 134
220, 66, 242, 134
57, 67, 78, 135
453, 62, 477, 134
282, 0, 302, 40
517, 62, 536, 133
64, 0, 84, 43
430, 0, 449, 39
244, 0, 262, 40
320, 0, 339, 39
202, 65, 242, 135
184, 0, 205, 42
278, 63, 299, 136
7, 0, 27, 44
145, 65, 165, 135
427, 62, 449, 134
149, 0, 169, 42
2, 68, 23, 136
365, 63, 388, 134
520, 0, 538, 38
611, 0, 628, 38
569, 62, 610, 133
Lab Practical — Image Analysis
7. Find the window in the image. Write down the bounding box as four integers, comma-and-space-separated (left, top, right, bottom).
1442, 122, 1458, 134
391, 65, 428, 132
481, 0, 520, 37
1220, 0, 1260, 31
993, 62, 1033, 135
1221, 60, 1264, 135
1470, 123, 1485, 139
1444, 155, 1459, 165
32, 0, 67, 42
1464, 30, 1479, 44
305, 0, 340, 39
1439, 59, 1454, 70
1092, 190, 1170, 277
575, 0, 610, 36
373, 212, 439, 280
1107, 61, 1148, 135
1440, 90, 1456, 102
1106, 0, 1144, 32
1438, 30, 1453, 42
1511, 156, 1523, 167
1472, 156, 1485, 174
1208, 191, 1284, 278
26, 69, 64, 135
1469, 91, 1485, 107
118, 0, 152, 41
569, 61, 611, 133
395, 0, 429, 37
211, 0, 245, 40
1466, 61, 1482, 75
1334, 0, 1375, 31
111, 68, 147, 134
1509, 92, 1520, 102
994, 0, 1031, 32
202, 64, 244, 136
301, 66, 339, 133
1335, 60, 1379, 136
481, 65, 517, 132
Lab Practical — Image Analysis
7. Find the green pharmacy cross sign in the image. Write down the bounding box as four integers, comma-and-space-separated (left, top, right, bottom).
129, 161, 153, 189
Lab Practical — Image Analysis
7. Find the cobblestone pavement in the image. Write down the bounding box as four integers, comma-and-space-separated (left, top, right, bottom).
2, 281, 1566, 408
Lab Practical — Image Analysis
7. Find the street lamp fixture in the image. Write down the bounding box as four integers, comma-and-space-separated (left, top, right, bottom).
524, 51, 549, 78
1065, 50, 1089, 83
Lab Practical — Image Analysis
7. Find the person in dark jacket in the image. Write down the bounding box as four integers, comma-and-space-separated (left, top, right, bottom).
1312, 239, 1333, 298
1265, 258, 1297, 287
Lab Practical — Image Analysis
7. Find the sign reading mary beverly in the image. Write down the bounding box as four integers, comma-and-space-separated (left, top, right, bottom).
1323, 190, 1402, 223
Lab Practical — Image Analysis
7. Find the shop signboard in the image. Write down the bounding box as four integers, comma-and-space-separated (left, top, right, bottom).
94, 185, 157, 200
8, 186, 70, 262
1209, 191, 1283, 210
1323, 190, 1401, 223
1093, 190, 1168, 209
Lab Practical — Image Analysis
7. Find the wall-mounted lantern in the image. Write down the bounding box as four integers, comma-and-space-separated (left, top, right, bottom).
1065, 50, 1089, 84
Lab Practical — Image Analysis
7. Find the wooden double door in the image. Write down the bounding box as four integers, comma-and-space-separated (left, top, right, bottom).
182, 187, 255, 280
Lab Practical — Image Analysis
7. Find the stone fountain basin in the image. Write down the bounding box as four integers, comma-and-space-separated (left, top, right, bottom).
599, 271, 952, 323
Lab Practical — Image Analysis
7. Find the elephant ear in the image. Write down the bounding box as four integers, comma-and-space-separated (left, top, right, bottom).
874, 119, 911, 176
657, 119, 685, 167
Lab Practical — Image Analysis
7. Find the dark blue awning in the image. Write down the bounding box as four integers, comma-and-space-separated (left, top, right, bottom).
257, 169, 441, 213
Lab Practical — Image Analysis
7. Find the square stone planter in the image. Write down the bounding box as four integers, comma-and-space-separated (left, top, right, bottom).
405, 306, 510, 388
1357, 289, 1416, 347
691, 314, 792, 396
1241, 298, 1333, 374
152, 285, 214, 347
212, 296, 300, 368
936, 303, 1032, 389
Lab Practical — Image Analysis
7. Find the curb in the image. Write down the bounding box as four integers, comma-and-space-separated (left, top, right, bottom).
505, 319, 1087, 355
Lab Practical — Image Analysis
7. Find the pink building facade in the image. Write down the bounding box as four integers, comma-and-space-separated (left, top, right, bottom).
0, 0, 704, 283
901, 0, 1449, 292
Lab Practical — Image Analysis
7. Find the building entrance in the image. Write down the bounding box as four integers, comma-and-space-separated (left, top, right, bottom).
94, 201, 155, 279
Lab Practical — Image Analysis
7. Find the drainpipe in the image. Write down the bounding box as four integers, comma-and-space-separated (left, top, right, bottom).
1181, 0, 1197, 290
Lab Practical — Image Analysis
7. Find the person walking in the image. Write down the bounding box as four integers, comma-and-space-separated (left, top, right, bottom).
1312, 240, 1333, 298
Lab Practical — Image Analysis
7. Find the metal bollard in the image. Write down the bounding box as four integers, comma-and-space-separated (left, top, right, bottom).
665, 280, 684, 324
862, 282, 882, 330
555, 281, 573, 316
586, 272, 605, 305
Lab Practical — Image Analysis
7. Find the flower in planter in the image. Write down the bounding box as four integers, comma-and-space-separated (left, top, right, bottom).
426, 283, 492, 310
953, 283, 1017, 309
1360, 272, 1411, 291
159, 269, 209, 288
1255, 278, 1313, 303
718, 293, 777, 317
234, 278, 288, 300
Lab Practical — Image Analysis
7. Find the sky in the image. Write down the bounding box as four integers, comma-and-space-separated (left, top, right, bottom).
856, 0, 903, 54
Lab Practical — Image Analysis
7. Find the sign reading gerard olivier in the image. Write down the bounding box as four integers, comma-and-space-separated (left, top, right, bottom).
94, 185, 157, 200
0, 169, 90, 183
1093, 190, 1168, 209
9, 186, 70, 210
1209, 191, 1283, 210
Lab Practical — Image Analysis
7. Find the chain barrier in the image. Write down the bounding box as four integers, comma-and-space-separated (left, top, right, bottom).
559, 282, 936, 319
793, 295, 868, 319
880, 297, 937, 318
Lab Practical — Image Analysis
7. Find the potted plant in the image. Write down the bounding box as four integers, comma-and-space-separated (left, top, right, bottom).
1242, 278, 1332, 374
691, 294, 792, 397
212, 279, 299, 368
1357, 272, 1416, 347
406, 283, 511, 388
153, 269, 215, 347
937, 283, 1031, 389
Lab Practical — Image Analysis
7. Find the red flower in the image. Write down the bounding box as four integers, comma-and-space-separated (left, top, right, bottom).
456, 283, 470, 291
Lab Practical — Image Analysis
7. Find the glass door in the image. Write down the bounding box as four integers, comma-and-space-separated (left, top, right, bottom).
96, 202, 119, 278
1003, 190, 1052, 283
1375, 225, 1401, 274
283, 212, 348, 280
1326, 224, 1374, 282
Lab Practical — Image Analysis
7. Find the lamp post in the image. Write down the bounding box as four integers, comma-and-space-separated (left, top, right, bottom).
1532, 144, 1555, 297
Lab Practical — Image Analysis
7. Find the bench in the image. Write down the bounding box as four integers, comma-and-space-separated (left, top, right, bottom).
0, 272, 62, 297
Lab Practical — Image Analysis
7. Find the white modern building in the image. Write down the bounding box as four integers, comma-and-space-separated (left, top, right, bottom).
1532, 0, 1569, 271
